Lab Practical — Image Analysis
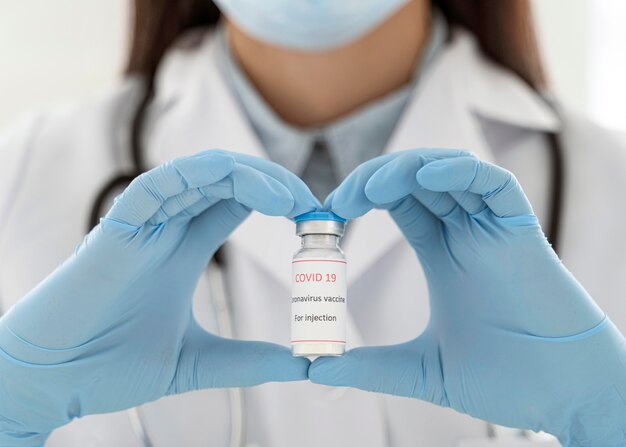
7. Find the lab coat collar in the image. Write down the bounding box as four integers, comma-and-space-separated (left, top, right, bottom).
147, 27, 561, 289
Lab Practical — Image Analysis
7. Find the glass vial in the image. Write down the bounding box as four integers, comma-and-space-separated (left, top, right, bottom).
291, 212, 347, 358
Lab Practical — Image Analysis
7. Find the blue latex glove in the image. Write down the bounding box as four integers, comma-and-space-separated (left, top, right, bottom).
0, 150, 317, 446
310, 150, 626, 445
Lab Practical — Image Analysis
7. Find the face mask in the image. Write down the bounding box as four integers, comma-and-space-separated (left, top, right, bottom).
213, 0, 409, 52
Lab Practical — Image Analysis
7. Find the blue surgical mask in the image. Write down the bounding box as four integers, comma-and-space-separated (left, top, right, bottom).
213, 0, 409, 52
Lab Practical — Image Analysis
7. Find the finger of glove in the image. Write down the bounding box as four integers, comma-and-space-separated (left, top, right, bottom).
356, 154, 447, 263
362, 150, 476, 203
199, 163, 296, 216
180, 163, 313, 263
416, 157, 533, 218
227, 152, 320, 218
331, 150, 471, 219
148, 165, 298, 225
365, 151, 466, 219
386, 196, 443, 264
168, 328, 310, 394
329, 152, 401, 218
152, 161, 300, 224
149, 188, 208, 225
106, 151, 235, 226
168, 193, 221, 220
449, 190, 487, 215
147, 163, 295, 225
410, 188, 461, 221
309, 339, 447, 405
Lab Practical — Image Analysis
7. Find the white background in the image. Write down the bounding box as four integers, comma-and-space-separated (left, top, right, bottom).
0, 0, 624, 133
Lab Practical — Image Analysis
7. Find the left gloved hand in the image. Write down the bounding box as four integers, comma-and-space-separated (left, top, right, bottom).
0, 150, 317, 447
310, 149, 626, 446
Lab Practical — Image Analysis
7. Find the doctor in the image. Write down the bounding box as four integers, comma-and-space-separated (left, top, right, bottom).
1, 0, 626, 446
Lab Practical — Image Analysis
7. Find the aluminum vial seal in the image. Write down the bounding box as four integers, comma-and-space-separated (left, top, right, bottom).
294, 211, 346, 237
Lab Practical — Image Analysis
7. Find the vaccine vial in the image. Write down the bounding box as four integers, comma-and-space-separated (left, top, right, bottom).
291, 212, 347, 358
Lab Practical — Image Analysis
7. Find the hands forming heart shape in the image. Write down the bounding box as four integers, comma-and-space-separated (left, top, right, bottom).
0, 149, 625, 445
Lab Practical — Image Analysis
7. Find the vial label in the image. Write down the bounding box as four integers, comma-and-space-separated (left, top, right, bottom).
291, 259, 347, 345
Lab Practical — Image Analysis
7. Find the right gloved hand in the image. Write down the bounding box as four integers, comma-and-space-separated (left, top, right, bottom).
0, 150, 318, 447
311, 149, 626, 446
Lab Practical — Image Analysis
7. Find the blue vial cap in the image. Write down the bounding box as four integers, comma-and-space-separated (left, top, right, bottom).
294, 211, 347, 223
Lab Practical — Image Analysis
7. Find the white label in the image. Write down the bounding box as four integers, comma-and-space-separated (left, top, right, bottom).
291, 259, 347, 344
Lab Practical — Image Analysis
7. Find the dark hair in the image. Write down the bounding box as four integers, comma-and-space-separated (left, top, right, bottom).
122, 0, 546, 173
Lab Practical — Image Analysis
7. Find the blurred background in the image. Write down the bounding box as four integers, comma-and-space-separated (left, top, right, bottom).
0, 0, 624, 132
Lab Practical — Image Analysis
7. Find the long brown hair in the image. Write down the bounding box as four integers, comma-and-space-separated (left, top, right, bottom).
123, 0, 546, 171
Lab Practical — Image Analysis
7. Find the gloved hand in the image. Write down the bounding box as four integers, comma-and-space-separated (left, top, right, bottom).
0, 150, 318, 446
310, 149, 626, 446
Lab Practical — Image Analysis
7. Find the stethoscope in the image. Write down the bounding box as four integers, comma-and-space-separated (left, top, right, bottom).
87, 112, 565, 447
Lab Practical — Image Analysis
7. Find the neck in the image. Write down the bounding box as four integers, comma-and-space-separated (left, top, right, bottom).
226, 0, 430, 128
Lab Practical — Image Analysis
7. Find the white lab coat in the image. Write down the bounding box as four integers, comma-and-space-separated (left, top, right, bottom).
1, 28, 626, 447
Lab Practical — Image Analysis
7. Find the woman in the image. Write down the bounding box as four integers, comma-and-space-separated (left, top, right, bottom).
1, 1, 626, 446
